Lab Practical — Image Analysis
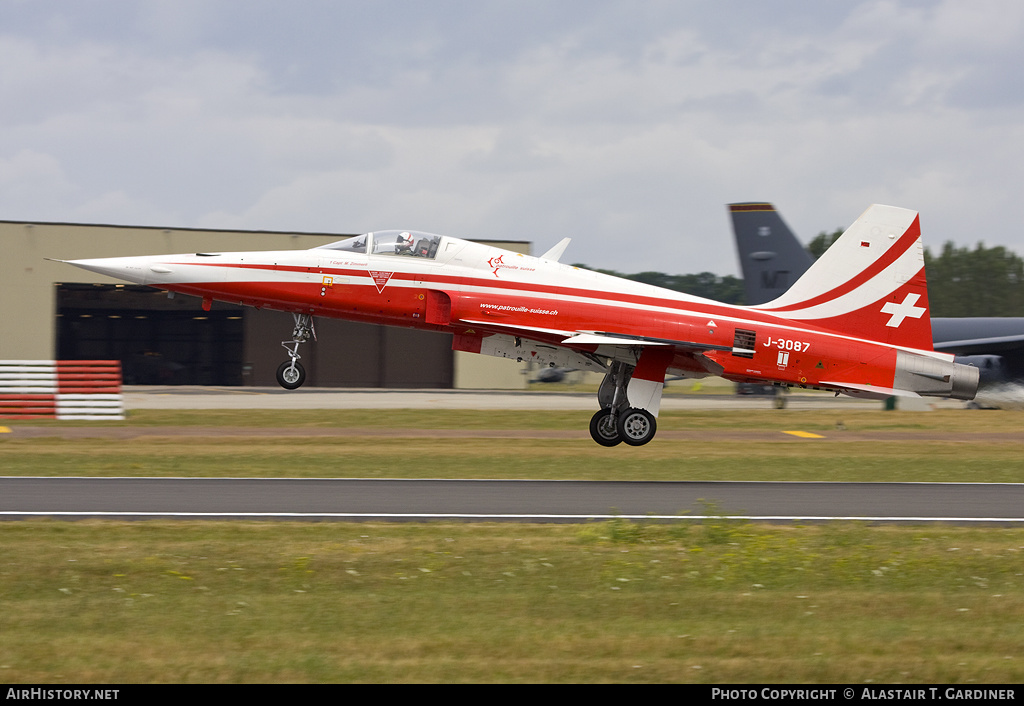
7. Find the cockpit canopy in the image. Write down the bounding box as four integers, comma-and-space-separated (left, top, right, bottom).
316, 230, 443, 259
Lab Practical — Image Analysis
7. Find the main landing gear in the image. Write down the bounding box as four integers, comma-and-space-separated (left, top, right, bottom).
588, 361, 658, 447
276, 313, 315, 390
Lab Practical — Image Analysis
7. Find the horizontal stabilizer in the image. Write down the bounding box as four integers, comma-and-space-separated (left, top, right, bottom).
820, 381, 922, 400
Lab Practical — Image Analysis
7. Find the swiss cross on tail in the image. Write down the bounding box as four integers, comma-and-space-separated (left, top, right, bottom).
881, 293, 926, 328
754, 204, 935, 351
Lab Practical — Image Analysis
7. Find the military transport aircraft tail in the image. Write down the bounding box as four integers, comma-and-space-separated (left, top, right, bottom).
752, 204, 935, 352
729, 203, 815, 306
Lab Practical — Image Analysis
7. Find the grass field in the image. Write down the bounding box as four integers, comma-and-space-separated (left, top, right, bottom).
1, 520, 1022, 683
2, 408, 1022, 482
1, 408, 1023, 683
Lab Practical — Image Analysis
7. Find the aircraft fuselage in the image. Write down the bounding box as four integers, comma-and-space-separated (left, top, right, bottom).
68, 230, 975, 401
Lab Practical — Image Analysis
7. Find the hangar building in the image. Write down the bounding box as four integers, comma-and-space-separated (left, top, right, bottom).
3, 220, 531, 389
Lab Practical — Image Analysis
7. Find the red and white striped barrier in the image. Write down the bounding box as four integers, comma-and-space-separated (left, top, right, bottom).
0, 360, 125, 420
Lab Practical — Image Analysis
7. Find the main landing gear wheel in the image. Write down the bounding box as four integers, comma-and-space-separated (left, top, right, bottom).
589, 408, 622, 447
617, 407, 657, 446
276, 361, 306, 390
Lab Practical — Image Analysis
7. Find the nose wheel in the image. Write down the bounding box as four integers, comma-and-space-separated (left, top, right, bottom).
277, 313, 315, 390
276, 360, 306, 390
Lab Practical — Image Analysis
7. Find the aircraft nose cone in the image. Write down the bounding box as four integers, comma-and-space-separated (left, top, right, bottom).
62, 256, 153, 285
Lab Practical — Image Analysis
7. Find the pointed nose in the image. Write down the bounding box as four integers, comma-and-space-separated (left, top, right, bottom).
63, 256, 164, 285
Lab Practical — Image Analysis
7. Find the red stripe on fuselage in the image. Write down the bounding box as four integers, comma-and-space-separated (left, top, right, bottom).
166, 256, 940, 360
174, 260, 824, 332
157, 253, 931, 395
165, 273, 866, 359
163, 274, 915, 393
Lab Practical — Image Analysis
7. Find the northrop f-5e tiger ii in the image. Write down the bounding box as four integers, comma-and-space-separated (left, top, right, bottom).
60, 204, 979, 446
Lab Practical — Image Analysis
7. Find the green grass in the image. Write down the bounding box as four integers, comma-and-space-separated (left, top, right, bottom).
2, 436, 1023, 482
1, 520, 1021, 683
2, 408, 1023, 682
7, 406, 1020, 431
2, 409, 1022, 482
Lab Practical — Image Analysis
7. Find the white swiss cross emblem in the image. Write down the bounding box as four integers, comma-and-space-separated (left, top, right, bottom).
880, 293, 926, 328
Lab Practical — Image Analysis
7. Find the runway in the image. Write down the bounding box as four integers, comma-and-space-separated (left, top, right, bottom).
3, 386, 1017, 524
120, 385, 937, 410
3, 477, 1022, 523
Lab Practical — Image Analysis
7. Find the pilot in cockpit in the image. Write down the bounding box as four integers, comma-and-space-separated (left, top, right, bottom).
395, 232, 414, 255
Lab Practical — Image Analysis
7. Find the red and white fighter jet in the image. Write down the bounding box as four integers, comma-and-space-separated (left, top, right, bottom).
62, 204, 978, 446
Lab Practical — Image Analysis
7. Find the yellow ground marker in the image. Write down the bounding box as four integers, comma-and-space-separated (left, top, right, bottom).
783, 430, 825, 439
0, 426, 11, 434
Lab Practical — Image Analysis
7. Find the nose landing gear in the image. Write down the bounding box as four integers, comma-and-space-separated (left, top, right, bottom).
276, 313, 315, 390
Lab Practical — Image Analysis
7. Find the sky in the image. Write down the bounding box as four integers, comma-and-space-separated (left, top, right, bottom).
2, 0, 1023, 275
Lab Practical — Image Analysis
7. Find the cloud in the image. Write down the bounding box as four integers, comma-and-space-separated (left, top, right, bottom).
0, 149, 78, 210
2, 2, 1024, 275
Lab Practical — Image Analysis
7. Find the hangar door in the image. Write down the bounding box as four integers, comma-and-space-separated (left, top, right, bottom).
55, 284, 454, 387
56, 284, 245, 385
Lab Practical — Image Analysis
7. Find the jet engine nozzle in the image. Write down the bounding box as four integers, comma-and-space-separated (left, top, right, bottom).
894, 350, 979, 401
949, 361, 980, 401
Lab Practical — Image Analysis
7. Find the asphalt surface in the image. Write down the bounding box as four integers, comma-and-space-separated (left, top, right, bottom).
120, 386, 914, 410
2, 477, 1022, 523
2, 386, 1018, 524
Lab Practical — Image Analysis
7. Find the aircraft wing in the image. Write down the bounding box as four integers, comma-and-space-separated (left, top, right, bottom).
561, 331, 733, 353
457, 318, 729, 378
933, 334, 1024, 356
459, 317, 733, 353
456, 319, 578, 340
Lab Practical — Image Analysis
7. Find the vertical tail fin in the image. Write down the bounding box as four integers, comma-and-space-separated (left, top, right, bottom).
755, 204, 934, 351
728, 203, 814, 306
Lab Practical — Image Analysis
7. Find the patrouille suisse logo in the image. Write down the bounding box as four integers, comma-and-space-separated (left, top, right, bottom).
486, 254, 535, 278
487, 255, 505, 277
368, 270, 394, 293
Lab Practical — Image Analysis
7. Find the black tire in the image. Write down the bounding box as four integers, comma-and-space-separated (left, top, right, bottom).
616, 407, 657, 446
276, 361, 306, 390
589, 408, 622, 447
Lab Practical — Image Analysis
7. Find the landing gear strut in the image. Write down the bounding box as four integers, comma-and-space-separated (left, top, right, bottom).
276, 313, 315, 390
590, 362, 631, 446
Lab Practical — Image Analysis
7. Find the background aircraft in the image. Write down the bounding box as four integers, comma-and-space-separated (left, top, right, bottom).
60, 205, 977, 445
730, 203, 1024, 391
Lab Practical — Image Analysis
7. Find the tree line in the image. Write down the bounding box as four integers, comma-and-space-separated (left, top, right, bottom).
575, 234, 1024, 317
